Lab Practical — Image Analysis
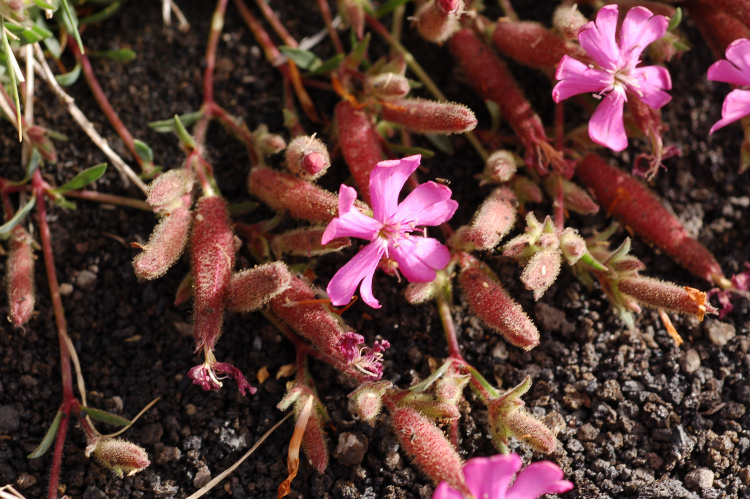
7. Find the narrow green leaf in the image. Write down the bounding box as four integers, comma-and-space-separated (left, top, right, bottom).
60, 0, 83, 52
4, 23, 54, 44
384, 142, 435, 159
53, 196, 76, 209
423, 133, 455, 155
345, 33, 370, 71
579, 251, 608, 272
1, 16, 22, 135
55, 62, 81, 86
31, 0, 58, 9
0, 195, 36, 239
80, 406, 132, 427
667, 7, 682, 31
78, 1, 123, 25
375, 0, 410, 18
409, 359, 454, 393
148, 110, 203, 133
27, 411, 62, 459
89, 47, 136, 63
52, 163, 107, 194
173, 115, 196, 149
279, 46, 321, 72
310, 53, 344, 75
133, 139, 154, 163
22, 149, 42, 184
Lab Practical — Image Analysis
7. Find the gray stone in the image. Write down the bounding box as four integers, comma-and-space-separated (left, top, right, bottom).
0, 405, 20, 431
193, 466, 212, 489
685, 468, 714, 490
83, 486, 108, 499
334, 432, 367, 467
705, 320, 735, 347
140, 423, 164, 445
75, 269, 98, 290
680, 349, 701, 374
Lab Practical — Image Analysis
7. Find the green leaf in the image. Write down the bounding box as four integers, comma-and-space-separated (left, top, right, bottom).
80, 406, 132, 427
78, 1, 123, 25
345, 33, 370, 71
173, 115, 196, 149
375, 0, 410, 18
148, 110, 203, 133
4, 22, 54, 44
579, 251, 608, 272
89, 47, 136, 63
52, 163, 107, 194
31, 0, 58, 9
133, 139, 154, 163
53, 196, 76, 209
27, 411, 62, 459
423, 133, 454, 155
0, 195, 36, 239
55, 62, 81, 86
667, 7, 682, 31
310, 53, 344, 75
22, 149, 42, 184
60, 0, 84, 53
228, 200, 258, 216
1, 15, 22, 134
280, 46, 321, 72
384, 142, 435, 158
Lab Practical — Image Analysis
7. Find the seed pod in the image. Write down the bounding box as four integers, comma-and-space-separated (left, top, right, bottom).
272, 227, 350, 260
349, 381, 392, 422
576, 154, 724, 283
521, 249, 562, 301
404, 280, 439, 305
339, 0, 369, 39
7, 226, 35, 326
226, 262, 293, 312
366, 72, 411, 101
248, 167, 341, 224
191, 196, 235, 352
686, 0, 750, 58
481, 150, 518, 184
133, 202, 192, 280
414, 0, 464, 44
543, 174, 599, 215
391, 407, 469, 495
381, 98, 477, 135
285, 135, 331, 180
335, 101, 384, 203
492, 20, 591, 70
552, 4, 588, 40
618, 277, 713, 320
450, 187, 517, 251
146, 169, 195, 211
457, 255, 540, 350
92, 438, 150, 478
299, 397, 329, 473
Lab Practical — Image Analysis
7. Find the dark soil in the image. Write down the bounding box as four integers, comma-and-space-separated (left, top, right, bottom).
1, 1, 749, 498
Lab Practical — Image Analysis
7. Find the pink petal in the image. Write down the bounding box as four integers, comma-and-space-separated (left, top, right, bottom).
432, 482, 464, 499
708, 59, 750, 86
327, 240, 386, 307
725, 38, 750, 77
578, 5, 620, 70
553, 56, 611, 102
391, 237, 450, 282
505, 461, 574, 499
619, 7, 668, 63
710, 89, 750, 133
322, 195, 382, 245
632, 65, 672, 108
369, 155, 422, 222
464, 454, 522, 499
589, 89, 628, 151
393, 181, 458, 227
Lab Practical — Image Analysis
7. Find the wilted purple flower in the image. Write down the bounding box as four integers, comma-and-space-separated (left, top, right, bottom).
322, 155, 457, 308
707, 39, 750, 133
552, 5, 671, 151
433, 453, 573, 499
337, 332, 390, 379
188, 360, 256, 396
708, 263, 750, 318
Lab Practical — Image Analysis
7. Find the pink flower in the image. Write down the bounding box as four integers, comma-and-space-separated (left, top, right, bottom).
322, 155, 457, 308
707, 39, 750, 133
552, 5, 671, 151
433, 453, 573, 499
337, 332, 391, 379
188, 361, 256, 396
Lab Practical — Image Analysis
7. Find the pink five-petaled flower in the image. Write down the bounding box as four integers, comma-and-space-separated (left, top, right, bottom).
707, 39, 750, 133
552, 5, 671, 151
322, 155, 458, 308
433, 453, 573, 499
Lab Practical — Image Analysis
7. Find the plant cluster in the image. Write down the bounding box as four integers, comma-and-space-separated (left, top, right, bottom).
1, 0, 749, 498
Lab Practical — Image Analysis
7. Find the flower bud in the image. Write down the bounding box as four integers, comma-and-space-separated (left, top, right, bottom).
544, 175, 599, 215
521, 249, 562, 301
133, 202, 192, 280
381, 99, 477, 135
552, 4, 588, 40
366, 73, 411, 101
493, 19, 590, 69
91, 438, 150, 478
271, 227, 350, 259
338, 0, 370, 39
301, 401, 329, 473
226, 262, 293, 312
457, 256, 540, 350
560, 228, 586, 265
285, 135, 331, 180
255, 124, 287, 155
146, 169, 195, 211
618, 277, 715, 320
248, 167, 340, 224
405, 280, 439, 305
7, 226, 35, 326
349, 381, 392, 422
335, 101, 384, 204
434, 372, 469, 406
391, 407, 469, 495
414, 0, 464, 44
450, 187, 517, 251
191, 196, 235, 352
481, 150, 518, 184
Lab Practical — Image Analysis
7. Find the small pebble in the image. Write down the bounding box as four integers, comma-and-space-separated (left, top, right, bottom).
680, 349, 701, 373
15, 472, 37, 491
193, 466, 212, 489
334, 432, 367, 467
705, 320, 735, 347
685, 468, 714, 490
75, 269, 98, 290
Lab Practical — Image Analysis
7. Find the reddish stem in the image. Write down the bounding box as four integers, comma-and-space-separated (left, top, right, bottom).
203, 0, 229, 106
316, 0, 345, 54
254, 0, 298, 47
62, 190, 152, 211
